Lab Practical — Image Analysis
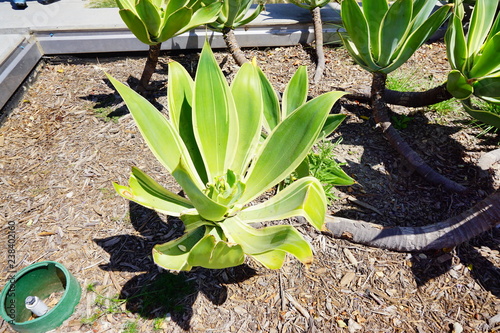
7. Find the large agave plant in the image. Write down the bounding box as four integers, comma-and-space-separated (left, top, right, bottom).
445, 0, 500, 127
340, 0, 452, 74
108, 42, 345, 271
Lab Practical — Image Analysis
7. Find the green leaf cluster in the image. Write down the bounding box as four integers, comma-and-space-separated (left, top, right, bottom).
116, 0, 222, 45
340, 0, 452, 74
109, 42, 346, 271
445, 0, 500, 127
207, 0, 264, 31
289, 0, 330, 10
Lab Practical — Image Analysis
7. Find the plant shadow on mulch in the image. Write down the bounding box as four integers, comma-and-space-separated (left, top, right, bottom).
94, 201, 257, 330
81, 75, 169, 117
333, 101, 500, 296
409, 229, 500, 298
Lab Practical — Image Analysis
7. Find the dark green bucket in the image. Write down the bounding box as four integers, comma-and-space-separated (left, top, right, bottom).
0, 261, 81, 333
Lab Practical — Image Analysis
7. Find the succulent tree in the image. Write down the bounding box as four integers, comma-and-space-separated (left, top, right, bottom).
108, 42, 346, 271
327, 0, 500, 253
207, 0, 264, 66
339, 0, 463, 192
289, 0, 331, 83
116, 0, 222, 92
445, 0, 500, 128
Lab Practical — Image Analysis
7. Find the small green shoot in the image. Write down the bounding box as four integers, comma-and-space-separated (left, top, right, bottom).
93, 107, 121, 123
123, 320, 139, 333
469, 98, 500, 137
153, 318, 165, 331
391, 114, 413, 129
81, 284, 128, 326
307, 139, 355, 204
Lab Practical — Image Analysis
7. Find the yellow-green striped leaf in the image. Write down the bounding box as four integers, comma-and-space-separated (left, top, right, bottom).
282, 66, 308, 119
193, 41, 238, 180
241, 91, 346, 203
239, 177, 327, 230
467, 0, 498, 58
229, 62, 263, 175
220, 217, 313, 265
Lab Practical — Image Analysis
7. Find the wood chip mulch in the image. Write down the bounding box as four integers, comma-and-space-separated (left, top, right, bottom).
0, 42, 499, 333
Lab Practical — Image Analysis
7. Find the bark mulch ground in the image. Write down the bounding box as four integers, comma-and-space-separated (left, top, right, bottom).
0, 41, 499, 332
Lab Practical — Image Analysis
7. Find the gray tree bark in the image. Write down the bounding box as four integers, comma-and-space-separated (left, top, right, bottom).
324, 191, 500, 252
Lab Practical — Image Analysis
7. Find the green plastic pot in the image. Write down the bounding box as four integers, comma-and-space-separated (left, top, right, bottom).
0, 261, 81, 333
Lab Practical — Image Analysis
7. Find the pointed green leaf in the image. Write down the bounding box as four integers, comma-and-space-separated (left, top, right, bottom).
381, 4, 451, 74
153, 226, 206, 271
180, 210, 216, 233
378, 0, 413, 67
235, 3, 264, 28
180, 1, 222, 33
241, 91, 346, 203
462, 99, 500, 128
167, 61, 208, 184
193, 41, 238, 180
445, 13, 468, 73
224, 0, 244, 28
172, 158, 228, 221
229, 62, 263, 175
339, 34, 378, 72
250, 250, 287, 269
282, 66, 308, 119
474, 77, 500, 101
106, 73, 203, 186
486, 9, 500, 41
467, 0, 498, 58
239, 177, 327, 230
469, 33, 500, 78
340, 0, 378, 71
411, 0, 437, 32
158, 7, 192, 42
113, 167, 193, 216
168, 61, 194, 129
447, 70, 474, 100
256, 66, 281, 132
318, 114, 346, 141
135, 0, 162, 38
188, 234, 245, 269
220, 217, 313, 266
362, 0, 388, 61
119, 9, 154, 44
165, 0, 189, 16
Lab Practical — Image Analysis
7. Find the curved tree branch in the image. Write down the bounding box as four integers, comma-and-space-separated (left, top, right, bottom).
323, 191, 500, 252
345, 82, 453, 107
222, 28, 248, 67
312, 7, 325, 84
371, 72, 466, 192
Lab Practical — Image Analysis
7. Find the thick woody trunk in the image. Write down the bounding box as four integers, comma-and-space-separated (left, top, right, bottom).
345, 82, 453, 108
138, 43, 161, 93
324, 191, 500, 252
312, 7, 325, 84
223, 28, 248, 67
371, 72, 466, 192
